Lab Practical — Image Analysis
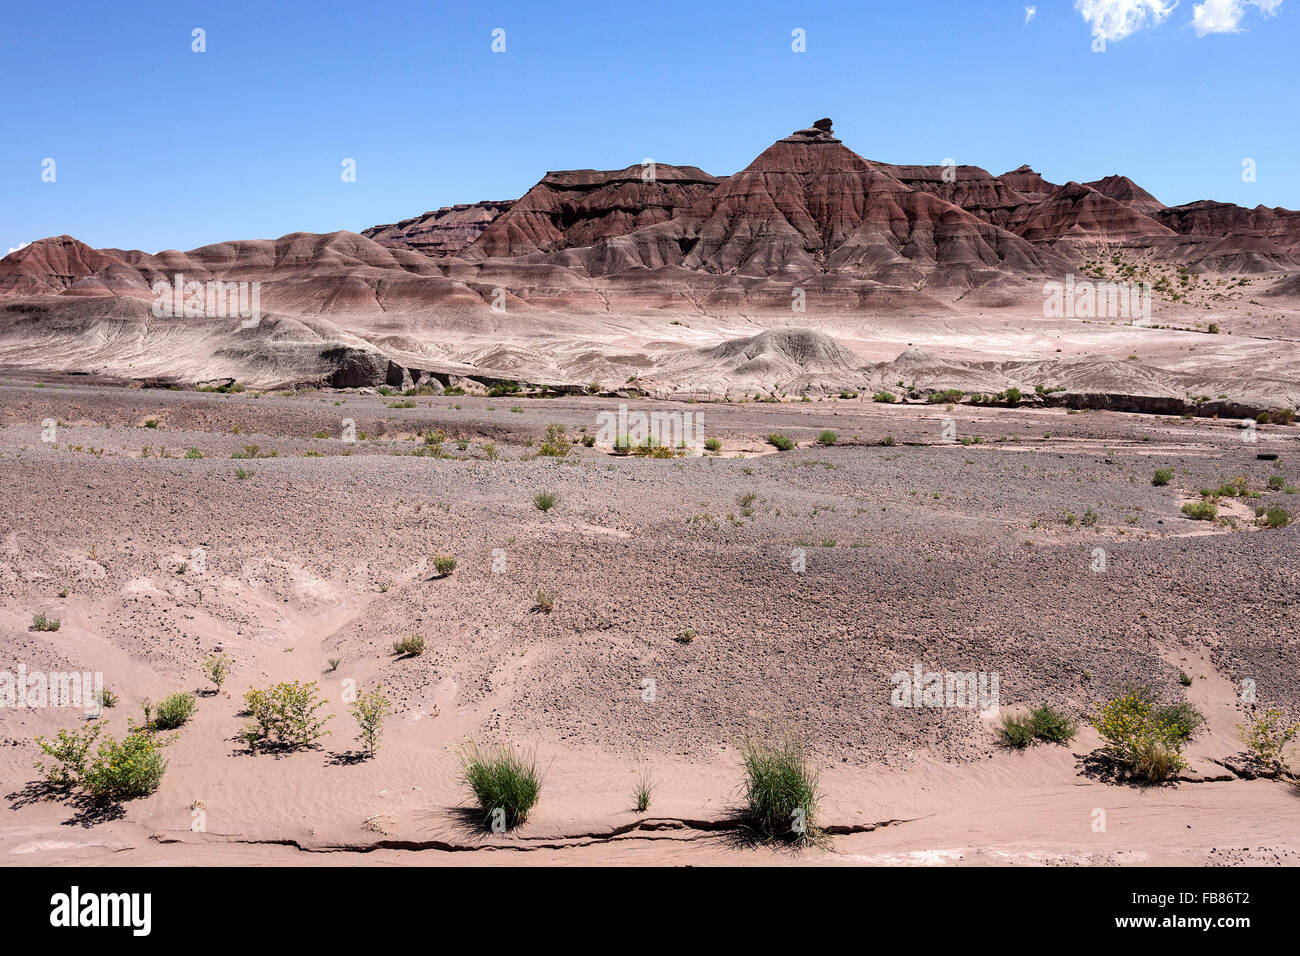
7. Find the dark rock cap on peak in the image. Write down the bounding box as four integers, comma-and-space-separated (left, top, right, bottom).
779, 119, 841, 145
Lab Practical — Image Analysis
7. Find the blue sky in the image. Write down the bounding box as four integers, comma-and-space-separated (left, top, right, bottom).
2, 0, 1295, 254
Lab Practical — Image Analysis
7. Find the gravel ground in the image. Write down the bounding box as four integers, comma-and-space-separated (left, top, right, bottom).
2, 380, 1297, 771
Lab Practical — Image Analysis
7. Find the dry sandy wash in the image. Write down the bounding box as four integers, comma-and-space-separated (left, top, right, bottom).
0, 380, 1297, 866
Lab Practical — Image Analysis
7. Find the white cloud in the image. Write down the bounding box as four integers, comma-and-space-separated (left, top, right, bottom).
1075, 0, 1179, 41
1025, 6, 1038, 24
6, 241, 31, 256
1192, 0, 1283, 35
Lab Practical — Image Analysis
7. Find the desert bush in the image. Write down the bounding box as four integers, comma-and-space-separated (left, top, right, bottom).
817, 430, 837, 446
153, 692, 196, 730
30, 612, 60, 632
704, 437, 722, 452
234, 467, 253, 480
873, 391, 897, 404
1153, 468, 1173, 486
351, 686, 389, 757
740, 730, 820, 843
997, 714, 1036, 748
431, 553, 457, 577
928, 389, 964, 404
1028, 704, 1077, 743
999, 705, 1076, 748
766, 433, 796, 452
1268, 474, 1285, 490
202, 652, 230, 692
242, 681, 331, 752
184, 447, 204, 459
1003, 387, 1022, 405
459, 741, 542, 831
1261, 506, 1291, 528
538, 424, 569, 457
1092, 686, 1202, 783
1181, 501, 1217, 521
1238, 709, 1299, 771
35, 723, 103, 788
582, 435, 596, 447
533, 490, 557, 512
82, 726, 171, 801
880, 435, 897, 447
392, 634, 425, 657
482, 442, 500, 461
533, 588, 556, 613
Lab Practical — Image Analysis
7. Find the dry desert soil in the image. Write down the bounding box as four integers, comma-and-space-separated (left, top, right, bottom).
1, 379, 1297, 865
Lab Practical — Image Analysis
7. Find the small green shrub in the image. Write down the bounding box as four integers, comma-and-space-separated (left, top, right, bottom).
243, 681, 331, 752
392, 634, 425, 657
704, 437, 722, 452
202, 653, 230, 692
817, 430, 837, 446
533, 490, 557, 512
30, 612, 60, 632
533, 588, 556, 613
1261, 506, 1291, 528
1028, 705, 1077, 743
153, 692, 196, 730
460, 741, 542, 831
351, 685, 390, 757
538, 424, 570, 457
35, 723, 103, 788
1181, 501, 1217, 521
999, 705, 1076, 748
766, 433, 796, 452
1153, 468, 1173, 486
873, 391, 897, 404
82, 726, 171, 801
998, 714, 1036, 749
1238, 709, 1299, 770
431, 553, 458, 577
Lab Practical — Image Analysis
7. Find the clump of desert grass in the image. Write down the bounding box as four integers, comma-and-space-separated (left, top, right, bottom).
738, 728, 821, 844
459, 741, 542, 831
998, 705, 1078, 749
632, 767, 655, 813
